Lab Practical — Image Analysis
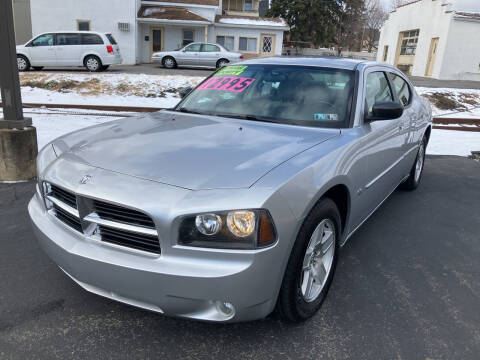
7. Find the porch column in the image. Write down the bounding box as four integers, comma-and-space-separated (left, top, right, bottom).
204, 25, 208, 42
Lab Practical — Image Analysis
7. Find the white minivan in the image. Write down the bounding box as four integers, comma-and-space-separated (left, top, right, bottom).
16, 31, 122, 72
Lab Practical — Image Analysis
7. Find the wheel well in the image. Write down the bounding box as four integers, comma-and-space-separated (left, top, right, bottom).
424, 125, 431, 144
322, 184, 350, 234
162, 56, 175, 62
217, 58, 229, 65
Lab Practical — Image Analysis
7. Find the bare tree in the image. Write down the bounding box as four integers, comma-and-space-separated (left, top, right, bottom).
389, 0, 408, 11
362, 0, 388, 52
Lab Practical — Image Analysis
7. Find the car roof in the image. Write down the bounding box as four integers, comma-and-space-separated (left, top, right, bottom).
237, 56, 376, 70
36, 31, 109, 36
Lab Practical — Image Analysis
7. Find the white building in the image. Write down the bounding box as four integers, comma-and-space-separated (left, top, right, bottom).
377, 0, 480, 80
29, 0, 288, 65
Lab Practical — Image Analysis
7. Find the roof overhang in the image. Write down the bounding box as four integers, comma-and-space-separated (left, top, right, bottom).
137, 18, 212, 25
214, 22, 289, 31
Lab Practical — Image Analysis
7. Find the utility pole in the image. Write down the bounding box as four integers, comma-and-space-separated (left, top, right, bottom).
0, 0, 38, 181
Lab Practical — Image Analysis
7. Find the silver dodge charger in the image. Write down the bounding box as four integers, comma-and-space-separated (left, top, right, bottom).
29, 58, 432, 323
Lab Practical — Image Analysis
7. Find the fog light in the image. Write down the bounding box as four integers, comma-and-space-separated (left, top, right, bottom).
215, 301, 235, 318
195, 213, 222, 235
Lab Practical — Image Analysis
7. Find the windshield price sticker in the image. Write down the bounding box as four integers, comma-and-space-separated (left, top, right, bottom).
214, 65, 248, 76
197, 76, 255, 93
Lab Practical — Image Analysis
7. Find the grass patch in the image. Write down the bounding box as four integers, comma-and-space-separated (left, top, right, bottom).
422, 92, 467, 110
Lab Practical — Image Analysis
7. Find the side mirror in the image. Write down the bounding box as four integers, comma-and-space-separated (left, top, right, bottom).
367, 101, 404, 121
179, 86, 193, 99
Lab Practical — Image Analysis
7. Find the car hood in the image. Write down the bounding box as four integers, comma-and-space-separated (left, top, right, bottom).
54, 111, 339, 190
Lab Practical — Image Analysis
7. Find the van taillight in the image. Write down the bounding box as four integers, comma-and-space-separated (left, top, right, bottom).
239, 55, 244, 59
107, 45, 114, 54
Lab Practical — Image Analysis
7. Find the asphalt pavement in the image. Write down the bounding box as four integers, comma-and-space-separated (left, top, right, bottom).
1, 156, 479, 359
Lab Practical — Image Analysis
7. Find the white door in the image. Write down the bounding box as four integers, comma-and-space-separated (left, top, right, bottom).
28, 34, 57, 66
199, 44, 221, 67
180, 43, 202, 66
55, 33, 83, 66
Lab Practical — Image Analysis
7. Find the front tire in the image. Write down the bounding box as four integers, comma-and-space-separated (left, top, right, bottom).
101, 65, 110, 71
276, 198, 341, 322
84, 55, 102, 72
162, 56, 177, 69
17, 55, 30, 71
400, 136, 427, 191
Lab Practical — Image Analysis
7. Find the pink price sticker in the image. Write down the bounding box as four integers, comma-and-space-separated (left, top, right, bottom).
197, 76, 255, 93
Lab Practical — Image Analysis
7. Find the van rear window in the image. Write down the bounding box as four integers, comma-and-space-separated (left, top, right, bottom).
106, 34, 117, 45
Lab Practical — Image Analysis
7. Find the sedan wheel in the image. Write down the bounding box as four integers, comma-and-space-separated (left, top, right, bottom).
163, 57, 176, 69
276, 198, 340, 322
217, 59, 229, 68
301, 219, 336, 302
400, 136, 427, 191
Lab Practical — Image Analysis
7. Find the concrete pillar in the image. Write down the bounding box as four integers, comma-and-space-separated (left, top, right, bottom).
0, 0, 38, 181
204, 25, 208, 43
0, 127, 38, 181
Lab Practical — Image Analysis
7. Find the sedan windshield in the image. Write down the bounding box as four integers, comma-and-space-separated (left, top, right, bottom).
176, 65, 355, 128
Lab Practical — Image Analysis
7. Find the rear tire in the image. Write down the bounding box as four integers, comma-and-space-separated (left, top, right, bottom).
32, 66, 44, 71
276, 198, 341, 322
84, 55, 102, 72
162, 56, 177, 69
400, 136, 427, 191
17, 55, 30, 71
216, 59, 229, 68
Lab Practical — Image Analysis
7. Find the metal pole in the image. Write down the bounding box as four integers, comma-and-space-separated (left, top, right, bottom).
0, 0, 31, 128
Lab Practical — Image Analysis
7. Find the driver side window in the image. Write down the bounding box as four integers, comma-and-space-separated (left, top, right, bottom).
32, 34, 54, 47
185, 44, 201, 52
365, 72, 393, 115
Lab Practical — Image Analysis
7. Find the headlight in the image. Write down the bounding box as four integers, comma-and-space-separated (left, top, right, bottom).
179, 209, 276, 250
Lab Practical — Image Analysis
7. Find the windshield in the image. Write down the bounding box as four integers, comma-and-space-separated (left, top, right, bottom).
175, 65, 355, 128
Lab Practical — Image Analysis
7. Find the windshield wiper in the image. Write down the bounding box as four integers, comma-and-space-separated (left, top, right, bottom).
174, 108, 206, 115
214, 113, 277, 123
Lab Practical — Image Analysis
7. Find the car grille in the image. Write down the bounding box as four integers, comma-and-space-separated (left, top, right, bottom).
50, 184, 77, 209
93, 199, 155, 228
45, 183, 160, 254
53, 204, 83, 233
98, 226, 161, 254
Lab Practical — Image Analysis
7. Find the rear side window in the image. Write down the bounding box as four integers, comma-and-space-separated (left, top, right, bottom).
81, 34, 104, 45
105, 34, 117, 45
202, 44, 220, 52
56, 33, 80, 46
389, 73, 411, 106
365, 72, 393, 115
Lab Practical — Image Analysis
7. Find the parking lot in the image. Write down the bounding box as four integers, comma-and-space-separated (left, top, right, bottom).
1, 156, 479, 359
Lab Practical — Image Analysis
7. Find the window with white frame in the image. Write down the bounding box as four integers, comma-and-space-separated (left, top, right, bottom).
216, 35, 234, 51
183, 29, 194, 46
244, 0, 253, 11
239, 37, 256, 52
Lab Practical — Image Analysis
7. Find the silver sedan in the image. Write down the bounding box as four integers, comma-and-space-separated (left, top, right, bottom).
29, 58, 432, 323
152, 42, 243, 69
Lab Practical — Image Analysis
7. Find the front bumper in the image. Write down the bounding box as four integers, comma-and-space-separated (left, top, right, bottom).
29, 193, 286, 322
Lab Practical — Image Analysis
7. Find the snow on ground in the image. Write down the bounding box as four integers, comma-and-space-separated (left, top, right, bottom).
415, 87, 480, 118
15, 72, 204, 108
428, 129, 480, 156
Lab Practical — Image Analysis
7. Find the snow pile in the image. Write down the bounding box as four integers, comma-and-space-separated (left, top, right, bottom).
416, 87, 480, 118
143, 7, 166, 16
217, 17, 287, 27
18, 72, 204, 109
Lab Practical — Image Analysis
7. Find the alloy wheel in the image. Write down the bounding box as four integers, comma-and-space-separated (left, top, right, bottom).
300, 219, 336, 302
86, 58, 99, 71
414, 143, 425, 183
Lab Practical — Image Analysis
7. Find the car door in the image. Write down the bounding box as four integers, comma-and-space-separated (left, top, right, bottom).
55, 33, 82, 66
181, 43, 202, 66
27, 34, 56, 66
200, 44, 221, 67
387, 72, 419, 176
360, 68, 406, 215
